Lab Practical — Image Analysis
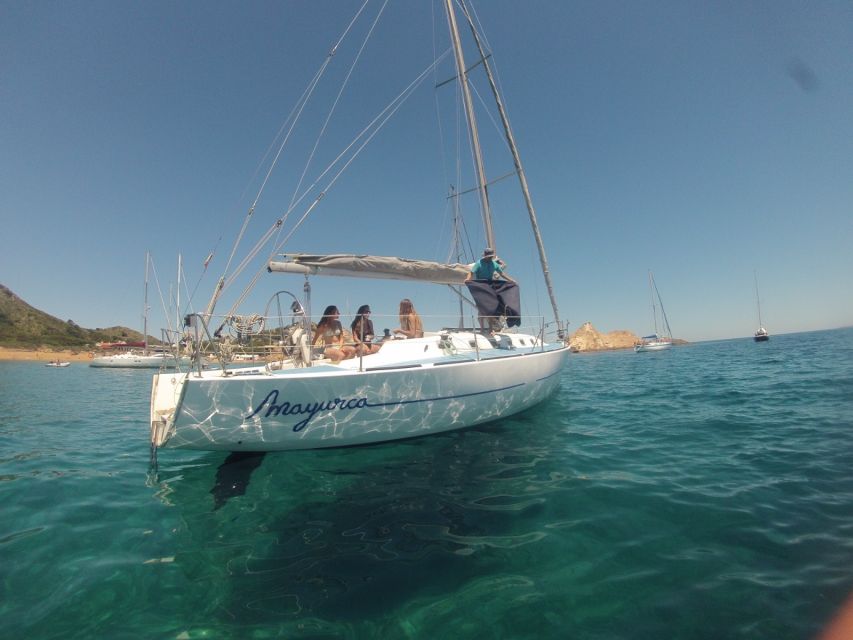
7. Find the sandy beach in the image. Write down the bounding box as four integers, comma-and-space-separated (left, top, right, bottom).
0, 347, 95, 362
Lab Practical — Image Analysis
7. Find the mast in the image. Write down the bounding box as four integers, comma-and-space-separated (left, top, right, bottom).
651, 272, 672, 339
449, 185, 466, 328
143, 251, 150, 354
754, 270, 763, 328
454, 0, 564, 337
648, 270, 658, 335
444, 0, 495, 250
176, 253, 183, 350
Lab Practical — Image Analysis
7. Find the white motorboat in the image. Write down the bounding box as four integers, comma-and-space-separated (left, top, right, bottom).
150, 0, 569, 452
45, 361, 71, 368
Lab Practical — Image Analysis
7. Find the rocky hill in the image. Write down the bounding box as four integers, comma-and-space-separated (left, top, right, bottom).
568, 322, 640, 352
0, 284, 145, 349
568, 321, 688, 352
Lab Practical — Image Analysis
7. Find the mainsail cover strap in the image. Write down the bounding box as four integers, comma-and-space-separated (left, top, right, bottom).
268, 254, 471, 285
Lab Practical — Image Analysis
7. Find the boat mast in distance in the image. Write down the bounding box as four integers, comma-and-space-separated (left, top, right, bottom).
753, 270, 769, 342
635, 270, 673, 353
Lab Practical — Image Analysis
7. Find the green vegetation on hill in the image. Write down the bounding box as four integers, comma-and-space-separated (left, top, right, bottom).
0, 284, 146, 349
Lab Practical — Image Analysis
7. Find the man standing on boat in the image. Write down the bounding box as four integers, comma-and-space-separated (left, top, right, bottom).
465, 248, 519, 331
465, 248, 514, 284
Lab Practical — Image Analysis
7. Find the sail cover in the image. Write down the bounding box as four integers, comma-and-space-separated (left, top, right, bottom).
268, 254, 471, 285
465, 280, 521, 327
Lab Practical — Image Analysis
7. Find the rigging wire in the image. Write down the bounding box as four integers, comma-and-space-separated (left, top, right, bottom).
287, 0, 390, 215
272, 55, 450, 251
431, 0, 459, 267
250, 0, 371, 221
444, 0, 494, 251
219, 52, 452, 319
458, 8, 547, 325
183, 239, 219, 318
179, 258, 200, 326
283, 49, 452, 228
204, 1, 370, 320
147, 258, 174, 339
218, 67, 325, 294
458, 0, 563, 335
456, 73, 476, 263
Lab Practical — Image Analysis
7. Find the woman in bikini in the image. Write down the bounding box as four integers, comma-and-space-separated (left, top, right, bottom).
393, 298, 424, 339
313, 305, 356, 363
350, 305, 381, 355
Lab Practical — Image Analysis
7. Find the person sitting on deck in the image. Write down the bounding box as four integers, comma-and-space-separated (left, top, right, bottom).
350, 305, 381, 355
393, 298, 424, 338
312, 305, 356, 363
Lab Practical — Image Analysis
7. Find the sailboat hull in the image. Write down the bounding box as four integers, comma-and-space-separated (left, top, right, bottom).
634, 340, 673, 353
151, 340, 568, 452
753, 334, 769, 342
91, 352, 191, 369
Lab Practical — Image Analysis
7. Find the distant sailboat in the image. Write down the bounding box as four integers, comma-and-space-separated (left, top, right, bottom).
753, 270, 769, 342
91, 252, 189, 368
635, 271, 673, 353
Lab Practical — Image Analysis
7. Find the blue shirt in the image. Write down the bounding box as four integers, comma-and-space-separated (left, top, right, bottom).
470, 258, 504, 280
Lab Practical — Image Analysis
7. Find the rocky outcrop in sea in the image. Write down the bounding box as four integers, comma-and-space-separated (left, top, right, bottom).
568, 322, 639, 352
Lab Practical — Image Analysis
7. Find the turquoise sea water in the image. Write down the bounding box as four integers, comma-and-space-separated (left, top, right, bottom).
2, 328, 852, 639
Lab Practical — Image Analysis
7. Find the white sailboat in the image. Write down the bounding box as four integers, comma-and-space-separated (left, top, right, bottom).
635, 271, 673, 352
92, 252, 189, 369
149, 1, 569, 452
753, 270, 769, 342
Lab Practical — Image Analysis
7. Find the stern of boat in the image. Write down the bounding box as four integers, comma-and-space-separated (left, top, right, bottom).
150, 371, 187, 447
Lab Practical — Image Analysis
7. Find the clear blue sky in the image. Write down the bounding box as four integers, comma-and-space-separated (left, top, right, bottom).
2, 0, 851, 342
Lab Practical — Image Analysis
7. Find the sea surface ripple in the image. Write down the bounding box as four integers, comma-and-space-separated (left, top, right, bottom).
1, 328, 852, 639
